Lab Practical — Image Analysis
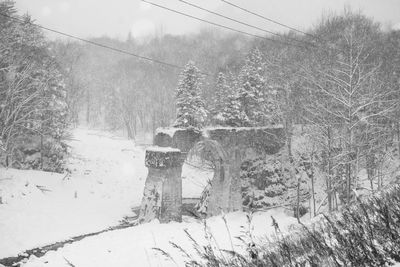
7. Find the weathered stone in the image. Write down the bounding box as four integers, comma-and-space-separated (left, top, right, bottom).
138, 173, 163, 224
204, 126, 285, 156
145, 147, 182, 169
142, 126, 285, 220
172, 128, 202, 153
159, 166, 182, 223
154, 128, 202, 153
208, 127, 285, 216
139, 148, 183, 224
153, 132, 173, 148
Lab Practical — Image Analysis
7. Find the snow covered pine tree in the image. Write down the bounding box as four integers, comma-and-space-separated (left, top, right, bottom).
237, 48, 277, 126
174, 61, 207, 129
211, 72, 245, 126
211, 72, 229, 124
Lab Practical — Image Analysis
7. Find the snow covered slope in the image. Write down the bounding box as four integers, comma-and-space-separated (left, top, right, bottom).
0, 128, 147, 258
0, 128, 216, 259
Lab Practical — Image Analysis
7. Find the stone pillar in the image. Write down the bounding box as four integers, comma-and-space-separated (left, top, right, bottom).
138, 147, 183, 224
207, 148, 242, 216
207, 160, 231, 215
228, 148, 243, 212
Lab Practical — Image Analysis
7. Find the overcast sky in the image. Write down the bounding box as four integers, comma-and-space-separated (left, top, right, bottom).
15, 0, 400, 40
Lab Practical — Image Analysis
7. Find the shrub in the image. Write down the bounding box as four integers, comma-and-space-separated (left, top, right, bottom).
167, 184, 400, 266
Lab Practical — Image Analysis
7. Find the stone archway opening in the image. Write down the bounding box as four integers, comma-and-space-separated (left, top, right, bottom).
182, 140, 228, 217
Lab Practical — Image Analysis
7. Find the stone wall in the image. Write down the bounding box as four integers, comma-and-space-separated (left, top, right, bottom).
204, 127, 285, 157
154, 128, 202, 153
155, 127, 284, 156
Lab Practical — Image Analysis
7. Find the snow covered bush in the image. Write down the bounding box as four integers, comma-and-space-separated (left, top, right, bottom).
172, 184, 400, 267
257, 184, 400, 266
241, 154, 309, 212
10, 135, 69, 173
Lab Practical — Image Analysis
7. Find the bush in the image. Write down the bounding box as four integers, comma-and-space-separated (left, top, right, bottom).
258, 185, 400, 266
169, 184, 400, 266
241, 156, 308, 211
6, 135, 69, 173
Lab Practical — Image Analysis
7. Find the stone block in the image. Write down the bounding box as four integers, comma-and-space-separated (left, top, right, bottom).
145, 147, 182, 169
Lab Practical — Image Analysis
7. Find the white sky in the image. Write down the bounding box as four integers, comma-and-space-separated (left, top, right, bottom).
14, 0, 400, 40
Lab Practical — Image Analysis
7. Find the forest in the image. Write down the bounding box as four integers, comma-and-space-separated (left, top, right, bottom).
2, 0, 400, 209
1, 0, 400, 265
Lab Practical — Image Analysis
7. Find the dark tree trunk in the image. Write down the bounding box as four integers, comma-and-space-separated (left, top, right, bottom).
133, 115, 137, 136
124, 118, 134, 140
40, 133, 44, 170
152, 110, 156, 136
397, 122, 400, 160
326, 126, 334, 212
86, 91, 91, 126
310, 151, 316, 216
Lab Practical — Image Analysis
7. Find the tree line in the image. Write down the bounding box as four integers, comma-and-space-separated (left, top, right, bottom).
173, 10, 400, 213
0, 1, 68, 171
1, 0, 399, 213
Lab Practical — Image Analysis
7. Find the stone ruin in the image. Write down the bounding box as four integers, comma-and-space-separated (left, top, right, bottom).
138, 126, 285, 224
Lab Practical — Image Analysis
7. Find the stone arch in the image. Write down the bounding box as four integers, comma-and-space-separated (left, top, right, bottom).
187, 140, 227, 181
185, 139, 230, 215
188, 139, 228, 164
139, 126, 286, 223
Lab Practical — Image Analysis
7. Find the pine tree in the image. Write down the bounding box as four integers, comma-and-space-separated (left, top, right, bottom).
211, 72, 229, 124
220, 92, 247, 127
174, 61, 207, 128
237, 47, 272, 126
220, 74, 248, 127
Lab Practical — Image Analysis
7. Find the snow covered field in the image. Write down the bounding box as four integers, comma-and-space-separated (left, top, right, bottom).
22, 210, 296, 267
0, 129, 148, 258
0, 128, 214, 261
0, 128, 296, 266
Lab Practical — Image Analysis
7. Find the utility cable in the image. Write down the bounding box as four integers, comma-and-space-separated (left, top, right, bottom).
178, 0, 315, 47
142, 0, 308, 49
0, 12, 208, 74
220, 0, 318, 40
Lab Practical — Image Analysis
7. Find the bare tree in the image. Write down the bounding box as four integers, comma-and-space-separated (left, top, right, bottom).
303, 22, 396, 205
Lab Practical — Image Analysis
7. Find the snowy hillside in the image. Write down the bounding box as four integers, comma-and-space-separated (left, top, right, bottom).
0, 128, 216, 262
2, 1, 400, 265
0, 128, 147, 258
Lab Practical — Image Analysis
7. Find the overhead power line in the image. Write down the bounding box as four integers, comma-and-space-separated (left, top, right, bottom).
142, 0, 308, 49
177, 0, 315, 47
220, 0, 318, 40
0, 12, 201, 73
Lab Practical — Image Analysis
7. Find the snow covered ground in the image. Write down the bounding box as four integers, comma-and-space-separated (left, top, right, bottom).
0, 128, 297, 266
0, 128, 148, 258
22, 209, 296, 267
0, 128, 214, 260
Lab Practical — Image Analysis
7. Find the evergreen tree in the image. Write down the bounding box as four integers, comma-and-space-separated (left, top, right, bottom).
220, 91, 246, 127
174, 61, 207, 128
0, 2, 69, 170
217, 73, 247, 126
237, 47, 273, 126
211, 72, 229, 124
